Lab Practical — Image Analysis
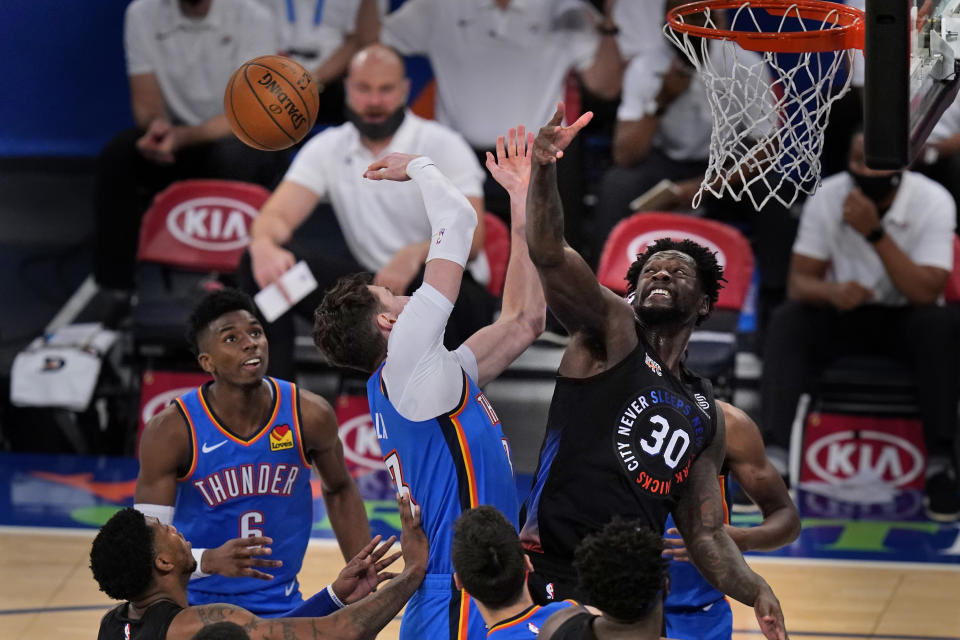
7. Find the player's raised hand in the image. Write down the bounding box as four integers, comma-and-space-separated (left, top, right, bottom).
398, 493, 428, 575
364, 153, 422, 181
203, 536, 282, 580
486, 125, 534, 199
330, 534, 402, 604
755, 584, 788, 640
532, 102, 593, 166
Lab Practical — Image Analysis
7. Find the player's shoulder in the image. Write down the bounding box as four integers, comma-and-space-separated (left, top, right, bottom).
296, 387, 337, 426
538, 604, 591, 639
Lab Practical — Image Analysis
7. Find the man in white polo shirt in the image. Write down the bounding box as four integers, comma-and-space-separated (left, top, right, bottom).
760, 131, 960, 523
239, 43, 491, 380
354, 0, 623, 258
93, 0, 284, 298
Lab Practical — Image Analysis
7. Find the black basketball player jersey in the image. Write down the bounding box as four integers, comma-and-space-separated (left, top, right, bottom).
520, 337, 717, 589
98, 600, 183, 640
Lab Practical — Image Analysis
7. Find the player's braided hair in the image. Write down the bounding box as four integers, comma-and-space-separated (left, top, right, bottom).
624, 237, 726, 325
185, 287, 260, 355
574, 517, 670, 623
313, 273, 387, 373
452, 506, 527, 609
89, 507, 155, 601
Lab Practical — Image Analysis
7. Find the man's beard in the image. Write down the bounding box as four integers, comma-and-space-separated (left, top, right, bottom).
637, 303, 686, 327
345, 105, 406, 141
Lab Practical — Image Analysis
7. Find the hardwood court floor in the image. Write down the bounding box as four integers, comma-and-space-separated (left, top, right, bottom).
3, 529, 958, 640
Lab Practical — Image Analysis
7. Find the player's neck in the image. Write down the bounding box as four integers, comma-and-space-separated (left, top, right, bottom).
129, 582, 188, 618
477, 591, 534, 630
206, 378, 273, 436
638, 323, 694, 375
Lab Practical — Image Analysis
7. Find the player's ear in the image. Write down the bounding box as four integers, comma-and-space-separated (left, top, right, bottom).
197, 352, 214, 374
453, 572, 464, 591
154, 549, 175, 575
375, 312, 397, 333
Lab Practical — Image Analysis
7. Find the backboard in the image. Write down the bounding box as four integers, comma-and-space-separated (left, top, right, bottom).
864, 0, 960, 169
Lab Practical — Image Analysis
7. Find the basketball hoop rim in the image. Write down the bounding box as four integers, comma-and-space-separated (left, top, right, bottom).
666, 0, 864, 54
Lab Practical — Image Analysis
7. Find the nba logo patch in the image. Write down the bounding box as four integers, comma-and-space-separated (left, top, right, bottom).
123, 622, 131, 640
269, 424, 294, 452
528, 622, 540, 634
644, 352, 662, 377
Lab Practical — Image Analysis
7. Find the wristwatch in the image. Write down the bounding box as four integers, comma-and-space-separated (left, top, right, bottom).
865, 225, 886, 244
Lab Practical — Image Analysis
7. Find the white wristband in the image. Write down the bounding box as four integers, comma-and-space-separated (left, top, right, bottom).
327, 584, 346, 609
191, 548, 211, 579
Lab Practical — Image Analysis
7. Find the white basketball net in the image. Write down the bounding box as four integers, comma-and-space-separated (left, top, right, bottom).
664, 3, 860, 211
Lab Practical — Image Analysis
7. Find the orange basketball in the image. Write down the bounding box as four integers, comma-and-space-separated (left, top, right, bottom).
224, 55, 320, 151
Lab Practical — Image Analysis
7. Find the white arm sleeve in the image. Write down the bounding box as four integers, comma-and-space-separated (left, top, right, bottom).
382, 283, 468, 421
406, 156, 477, 268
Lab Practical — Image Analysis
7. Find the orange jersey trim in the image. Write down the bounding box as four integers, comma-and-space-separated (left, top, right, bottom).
458, 590, 472, 639
175, 395, 199, 481
488, 605, 542, 634
449, 374, 478, 508
291, 383, 311, 467
718, 474, 730, 525
198, 378, 281, 445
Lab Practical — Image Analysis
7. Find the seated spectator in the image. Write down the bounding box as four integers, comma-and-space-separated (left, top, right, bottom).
238, 44, 492, 380
451, 506, 577, 638
355, 0, 624, 256
536, 518, 670, 640
256, 0, 388, 124
761, 131, 960, 523
591, 0, 774, 260
93, 0, 288, 305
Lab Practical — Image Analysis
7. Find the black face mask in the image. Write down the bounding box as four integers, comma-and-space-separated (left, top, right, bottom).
849, 171, 902, 205
345, 105, 406, 141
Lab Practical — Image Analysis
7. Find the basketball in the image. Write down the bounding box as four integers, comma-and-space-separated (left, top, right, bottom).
224, 55, 320, 151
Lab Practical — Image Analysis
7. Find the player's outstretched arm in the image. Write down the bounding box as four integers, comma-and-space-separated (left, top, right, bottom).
672, 408, 788, 640
300, 389, 371, 561
167, 495, 427, 640
365, 153, 476, 305
720, 401, 801, 552
465, 126, 546, 386
526, 103, 622, 338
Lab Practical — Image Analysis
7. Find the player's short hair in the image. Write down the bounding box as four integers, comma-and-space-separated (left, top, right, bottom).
90, 508, 155, 601
191, 622, 251, 640
313, 273, 386, 373
452, 506, 526, 609
574, 517, 669, 623
624, 237, 726, 325
186, 288, 260, 355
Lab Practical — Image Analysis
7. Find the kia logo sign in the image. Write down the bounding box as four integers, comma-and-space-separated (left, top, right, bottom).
626, 230, 726, 268
339, 414, 384, 473
166, 197, 257, 251
142, 386, 195, 426
805, 430, 924, 487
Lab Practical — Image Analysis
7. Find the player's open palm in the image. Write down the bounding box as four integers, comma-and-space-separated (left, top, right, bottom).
204, 535, 282, 580
533, 102, 594, 165
486, 126, 534, 199
364, 153, 422, 182
331, 534, 402, 604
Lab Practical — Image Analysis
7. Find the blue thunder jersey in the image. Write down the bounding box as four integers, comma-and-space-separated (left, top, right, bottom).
368, 365, 519, 639
487, 601, 578, 639
172, 378, 313, 616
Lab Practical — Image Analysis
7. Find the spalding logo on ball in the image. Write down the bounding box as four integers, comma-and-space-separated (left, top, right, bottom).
224, 55, 320, 151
